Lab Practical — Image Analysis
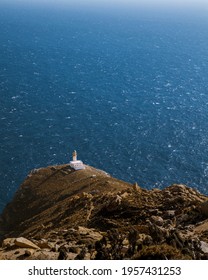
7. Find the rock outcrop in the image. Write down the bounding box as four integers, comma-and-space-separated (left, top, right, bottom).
0, 164, 208, 260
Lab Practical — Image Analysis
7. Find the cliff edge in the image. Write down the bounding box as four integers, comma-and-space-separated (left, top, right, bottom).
0, 163, 208, 260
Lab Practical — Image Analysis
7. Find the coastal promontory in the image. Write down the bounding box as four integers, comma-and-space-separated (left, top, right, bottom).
0, 163, 208, 260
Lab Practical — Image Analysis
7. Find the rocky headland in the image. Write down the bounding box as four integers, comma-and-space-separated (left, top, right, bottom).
0, 164, 208, 260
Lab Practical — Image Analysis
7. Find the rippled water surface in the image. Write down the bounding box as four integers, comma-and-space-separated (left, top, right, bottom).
1, 4, 208, 211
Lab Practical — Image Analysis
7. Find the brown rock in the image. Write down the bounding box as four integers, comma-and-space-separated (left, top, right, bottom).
77, 226, 103, 241
150, 216, 164, 226
164, 210, 175, 219
136, 234, 152, 245
200, 241, 208, 254
24, 249, 35, 257
2, 238, 16, 249
200, 200, 208, 217
15, 237, 40, 250
36, 239, 52, 249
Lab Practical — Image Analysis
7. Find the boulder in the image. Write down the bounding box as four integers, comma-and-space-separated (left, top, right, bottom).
14, 237, 40, 250
77, 227, 103, 242
2, 238, 16, 249
200, 241, 208, 254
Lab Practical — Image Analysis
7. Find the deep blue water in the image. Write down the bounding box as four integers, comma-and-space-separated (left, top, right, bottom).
1, 4, 208, 212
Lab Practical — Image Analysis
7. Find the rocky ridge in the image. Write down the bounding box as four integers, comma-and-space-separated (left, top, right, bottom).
0, 164, 208, 260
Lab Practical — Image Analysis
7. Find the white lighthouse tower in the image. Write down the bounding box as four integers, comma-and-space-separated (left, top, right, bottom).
69, 150, 85, 170
72, 150, 77, 161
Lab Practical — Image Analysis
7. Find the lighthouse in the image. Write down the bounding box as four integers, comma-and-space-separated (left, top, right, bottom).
73, 150, 77, 161
69, 150, 85, 170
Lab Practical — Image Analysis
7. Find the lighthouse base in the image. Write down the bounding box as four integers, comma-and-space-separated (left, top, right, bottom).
69, 160, 85, 170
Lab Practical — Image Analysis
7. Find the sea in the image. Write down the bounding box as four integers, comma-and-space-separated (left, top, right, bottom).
1, 2, 208, 212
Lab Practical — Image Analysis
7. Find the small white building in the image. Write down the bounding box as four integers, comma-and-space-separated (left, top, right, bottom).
69, 150, 85, 170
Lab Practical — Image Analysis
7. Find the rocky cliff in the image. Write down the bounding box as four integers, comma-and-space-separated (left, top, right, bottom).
0, 164, 208, 260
